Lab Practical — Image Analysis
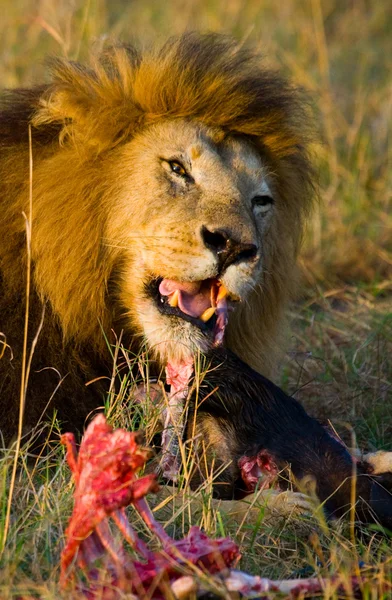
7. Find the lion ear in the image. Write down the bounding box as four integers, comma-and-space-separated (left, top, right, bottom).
32, 52, 144, 153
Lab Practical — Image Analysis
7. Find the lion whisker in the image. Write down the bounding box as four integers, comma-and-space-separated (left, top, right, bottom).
103, 235, 184, 242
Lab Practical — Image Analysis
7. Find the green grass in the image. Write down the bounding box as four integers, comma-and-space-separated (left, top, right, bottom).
0, 0, 392, 597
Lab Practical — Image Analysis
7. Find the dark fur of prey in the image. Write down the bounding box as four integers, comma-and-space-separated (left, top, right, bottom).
187, 349, 392, 528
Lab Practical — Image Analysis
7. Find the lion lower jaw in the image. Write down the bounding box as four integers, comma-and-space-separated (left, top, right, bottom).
155, 328, 213, 365
142, 314, 215, 364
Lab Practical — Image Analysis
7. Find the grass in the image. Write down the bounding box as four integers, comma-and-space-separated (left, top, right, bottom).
0, 0, 392, 597
285, 294, 392, 450
1, 315, 392, 598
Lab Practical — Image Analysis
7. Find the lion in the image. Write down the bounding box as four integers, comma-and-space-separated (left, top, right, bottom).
0, 33, 315, 445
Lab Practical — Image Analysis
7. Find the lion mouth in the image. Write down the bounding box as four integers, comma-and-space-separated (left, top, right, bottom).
147, 277, 230, 345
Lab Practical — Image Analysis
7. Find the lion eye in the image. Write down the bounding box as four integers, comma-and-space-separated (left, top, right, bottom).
169, 160, 187, 177
252, 195, 274, 211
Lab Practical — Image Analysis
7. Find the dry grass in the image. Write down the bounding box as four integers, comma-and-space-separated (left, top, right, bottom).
0, 0, 392, 598
285, 292, 392, 450
1, 330, 392, 598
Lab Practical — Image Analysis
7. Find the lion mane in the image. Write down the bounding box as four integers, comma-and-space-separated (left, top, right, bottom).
0, 33, 314, 442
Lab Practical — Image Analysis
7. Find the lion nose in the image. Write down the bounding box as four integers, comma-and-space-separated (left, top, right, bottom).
201, 226, 258, 272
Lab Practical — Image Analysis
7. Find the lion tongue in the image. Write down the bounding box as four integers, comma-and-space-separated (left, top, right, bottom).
159, 279, 212, 319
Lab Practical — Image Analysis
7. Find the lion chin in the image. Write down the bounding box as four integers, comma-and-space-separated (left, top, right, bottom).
0, 33, 315, 443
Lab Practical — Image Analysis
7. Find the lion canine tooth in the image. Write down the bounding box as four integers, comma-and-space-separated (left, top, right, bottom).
200, 307, 216, 322
217, 284, 228, 302
168, 290, 179, 308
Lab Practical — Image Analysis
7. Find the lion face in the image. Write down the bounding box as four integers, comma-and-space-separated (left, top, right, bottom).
108, 120, 276, 363
10, 36, 314, 377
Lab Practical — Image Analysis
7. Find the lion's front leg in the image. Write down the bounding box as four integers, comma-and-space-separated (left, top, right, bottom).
153, 485, 315, 526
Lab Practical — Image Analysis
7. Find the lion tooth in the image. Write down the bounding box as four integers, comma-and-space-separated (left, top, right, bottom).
168, 290, 179, 308
200, 306, 216, 322
217, 284, 228, 302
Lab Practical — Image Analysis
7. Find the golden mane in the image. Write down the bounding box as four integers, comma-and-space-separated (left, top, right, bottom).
33, 33, 313, 161
0, 33, 315, 441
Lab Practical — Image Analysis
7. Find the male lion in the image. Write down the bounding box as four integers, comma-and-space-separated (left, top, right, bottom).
0, 33, 314, 445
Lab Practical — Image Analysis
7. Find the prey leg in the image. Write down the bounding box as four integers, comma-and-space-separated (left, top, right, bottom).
159, 358, 194, 481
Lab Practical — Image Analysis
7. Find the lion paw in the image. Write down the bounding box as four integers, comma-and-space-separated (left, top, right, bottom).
363, 450, 392, 474
262, 490, 314, 516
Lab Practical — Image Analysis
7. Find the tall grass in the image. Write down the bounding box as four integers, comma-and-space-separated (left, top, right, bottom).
0, 0, 391, 597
